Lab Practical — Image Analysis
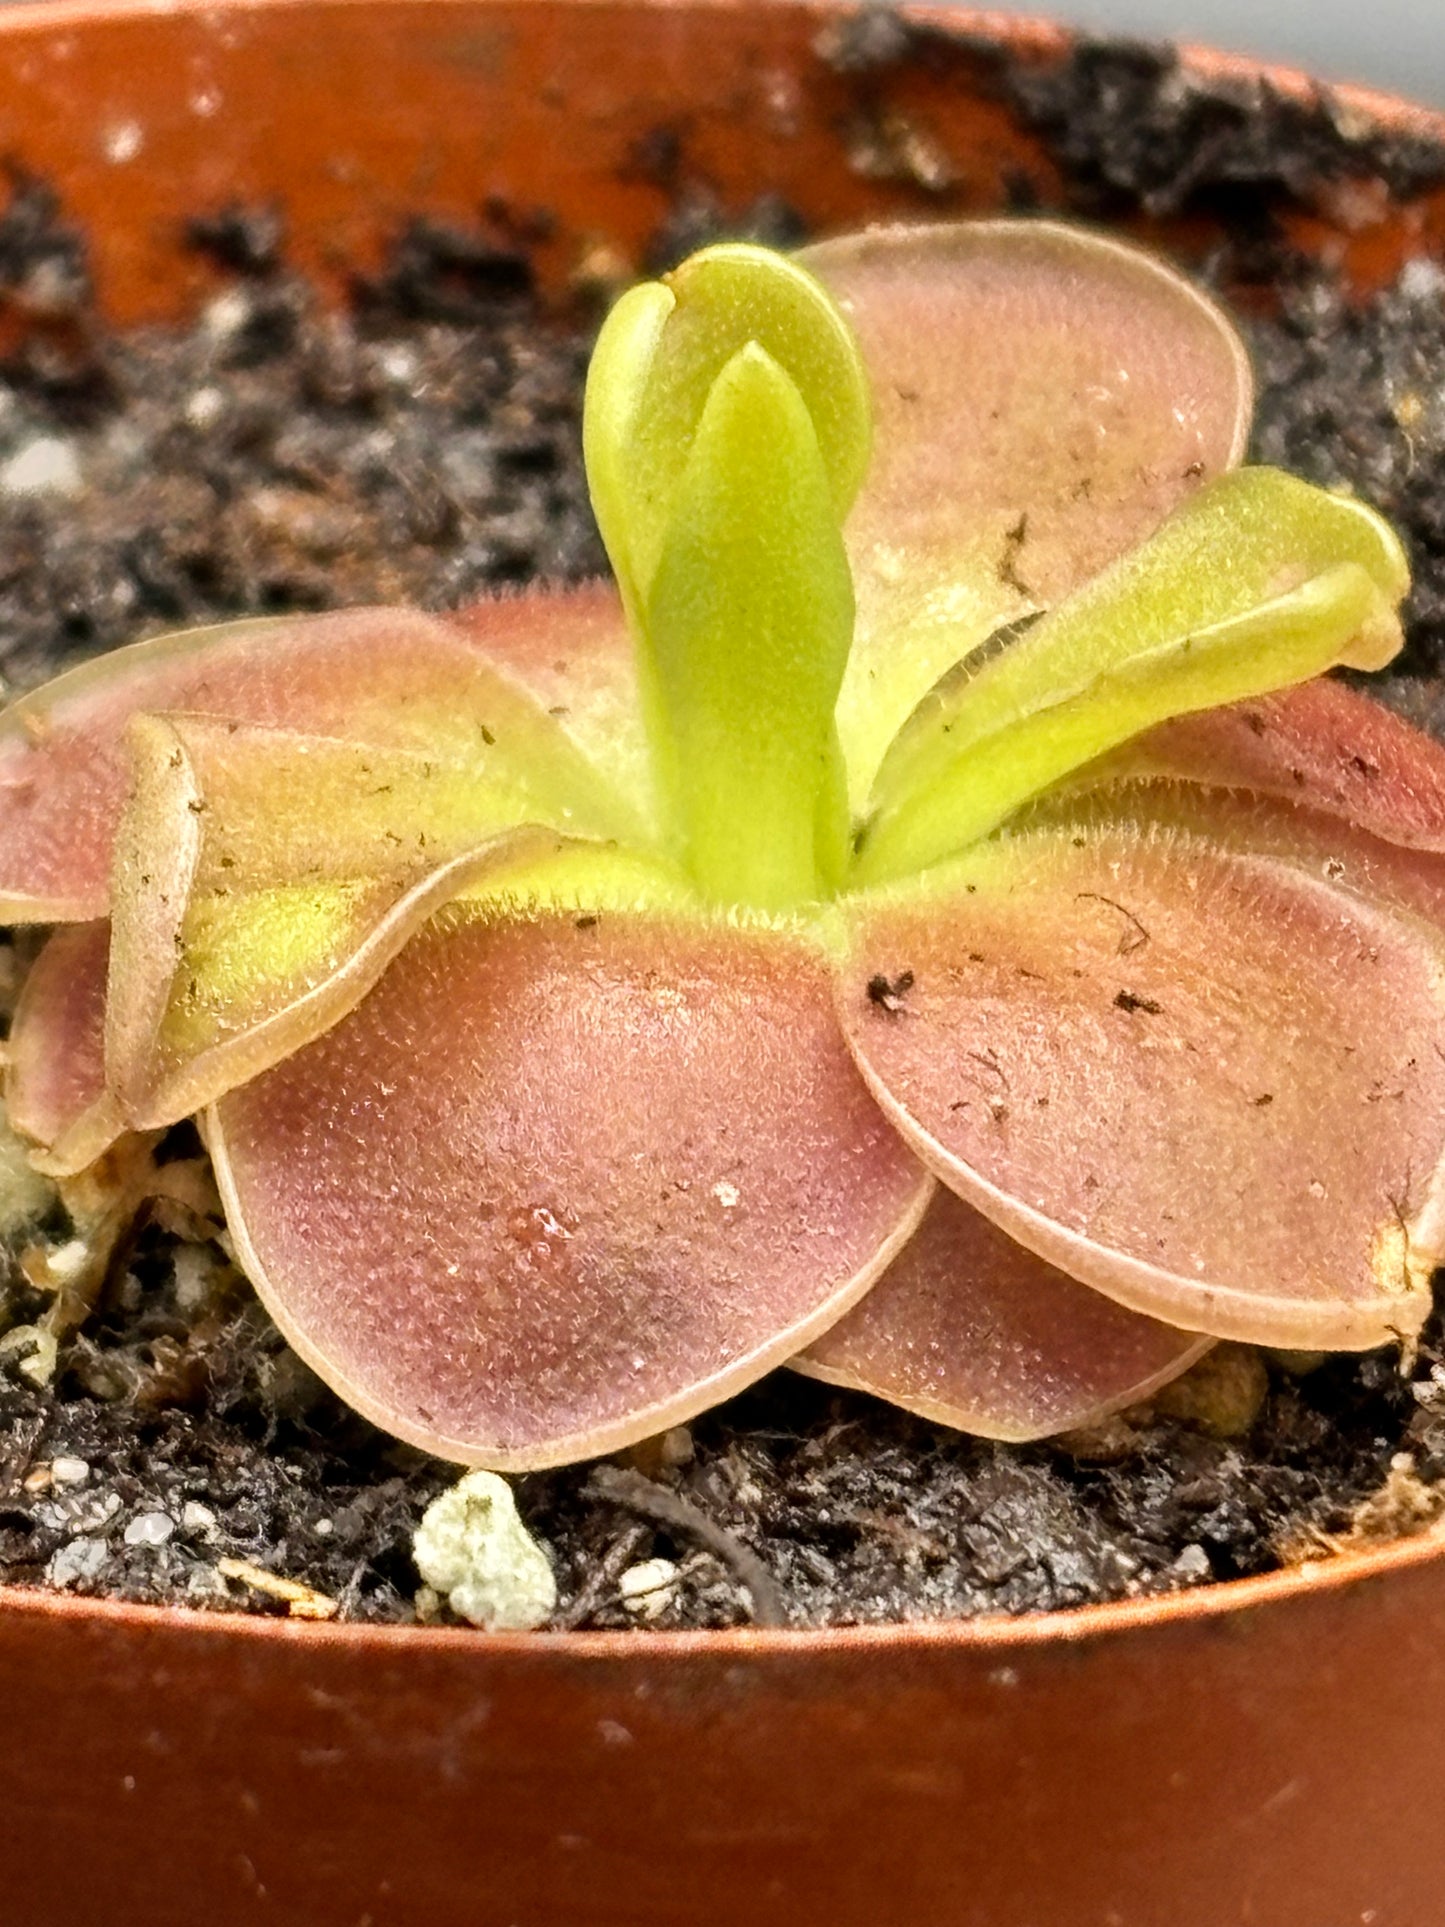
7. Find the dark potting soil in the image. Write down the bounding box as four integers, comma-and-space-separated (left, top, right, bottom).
6, 29, 1445, 1630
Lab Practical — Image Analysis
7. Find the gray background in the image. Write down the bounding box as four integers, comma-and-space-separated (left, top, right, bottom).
966, 0, 1445, 107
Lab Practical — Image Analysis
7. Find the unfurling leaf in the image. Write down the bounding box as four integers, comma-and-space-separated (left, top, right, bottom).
584, 242, 871, 615
645, 344, 855, 907
584, 244, 870, 906
855, 469, 1409, 883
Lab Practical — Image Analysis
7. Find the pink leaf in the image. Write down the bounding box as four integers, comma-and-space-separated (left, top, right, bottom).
1087, 678, 1445, 851
798, 1185, 1210, 1439
0, 589, 640, 922
836, 811, 1445, 1348
209, 910, 932, 1468
7, 921, 122, 1175
439, 583, 650, 811
802, 220, 1253, 800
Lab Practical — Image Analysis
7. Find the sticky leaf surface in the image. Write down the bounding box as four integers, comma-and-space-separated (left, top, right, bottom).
856, 469, 1408, 883
802, 220, 1253, 803
1088, 676, 1445, 852
210, 910, 931, 1468
0, 594, 640, 921
799, 1186, 1210, 1439
837, 814, 1445, 1348
7, 922, 122, 1175
106, 714, 574, 1126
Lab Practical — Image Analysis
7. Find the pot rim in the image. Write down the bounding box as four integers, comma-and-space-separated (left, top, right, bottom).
9, 0, 1445, 133
5, 1517, 1442, 1653
911, 1, 1445, 128
2, 0, 1444, 1653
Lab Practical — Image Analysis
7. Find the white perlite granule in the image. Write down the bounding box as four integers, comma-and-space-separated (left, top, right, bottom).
412, 1471, 557, 1631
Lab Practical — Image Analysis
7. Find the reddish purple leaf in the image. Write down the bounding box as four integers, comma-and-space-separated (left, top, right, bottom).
7, 921, 122, 1175
836, 812, 1445, 1348
799, 1186, 1210, 1439
1088, 678, 1445, 851
210, 910, 932, 1468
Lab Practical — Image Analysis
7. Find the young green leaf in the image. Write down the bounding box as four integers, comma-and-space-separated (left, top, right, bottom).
583, 244, 872, 904
854, 468, 1409, 884
645, 342, 855, 908
105, 714, 569, 1126
582, 278, 676, 626
583, 243, 871, 612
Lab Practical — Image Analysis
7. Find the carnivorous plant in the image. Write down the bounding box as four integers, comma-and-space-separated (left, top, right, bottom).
5, 220, 1445, 1468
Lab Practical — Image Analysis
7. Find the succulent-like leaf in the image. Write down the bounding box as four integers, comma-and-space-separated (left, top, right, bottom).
1085, 676, 1445, 851
645, 343, 855, 906
106, 714, 577, 1126
208, 909, 932, 1469
581, 278, 675, 625
7, 921, 122, 1176
437, 583, 654, 828
854, 470, 1408, 884
835, 812, 1445, 1348
584, 242, 871, 616
797, 1186, 1210, 1440
801, 220, 1253, 805
0, 595, 642, 922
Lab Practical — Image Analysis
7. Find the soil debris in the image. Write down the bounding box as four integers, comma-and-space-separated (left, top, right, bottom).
585, 1463, 786, 1626
216, 1555, 340, 1621
1002, 36, 1445, 218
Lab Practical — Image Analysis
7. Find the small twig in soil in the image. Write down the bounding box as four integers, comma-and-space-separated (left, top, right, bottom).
839, 1504, 951, 1564
0, 1413, 43, 1501
216, 1555, 339, 1620
584, 1465, 786, 1626
555, 1518, 651, 1629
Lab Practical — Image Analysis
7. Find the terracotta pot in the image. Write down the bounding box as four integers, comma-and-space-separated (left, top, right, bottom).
5, 3, 1445, 1921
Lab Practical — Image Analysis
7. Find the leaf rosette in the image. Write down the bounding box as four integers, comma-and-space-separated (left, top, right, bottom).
4, 220, 1443, 1469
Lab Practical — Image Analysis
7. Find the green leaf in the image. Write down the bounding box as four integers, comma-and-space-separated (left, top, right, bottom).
800, 220, 1255, 812
646, 343, 855, 909
451, 838, 698, 919
584, 244, 871, 612
582, 243, 872, 907
853, 469, 1410, 885
582, 279, 675, 627
105, 714, 570, 1125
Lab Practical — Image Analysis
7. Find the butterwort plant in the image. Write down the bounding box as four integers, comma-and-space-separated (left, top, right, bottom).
4, 219, 1445, 1469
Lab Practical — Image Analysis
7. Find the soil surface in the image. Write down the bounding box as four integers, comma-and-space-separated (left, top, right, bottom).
6, 32, 1445, 1629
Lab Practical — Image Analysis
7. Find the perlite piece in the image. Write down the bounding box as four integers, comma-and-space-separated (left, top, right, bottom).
412, 1471, 557, 1631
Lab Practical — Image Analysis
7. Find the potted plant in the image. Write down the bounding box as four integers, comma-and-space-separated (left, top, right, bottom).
5, 3, 1445, 1923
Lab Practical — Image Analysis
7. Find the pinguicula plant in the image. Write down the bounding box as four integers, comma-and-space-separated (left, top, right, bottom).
3, 219, 1444, 1469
